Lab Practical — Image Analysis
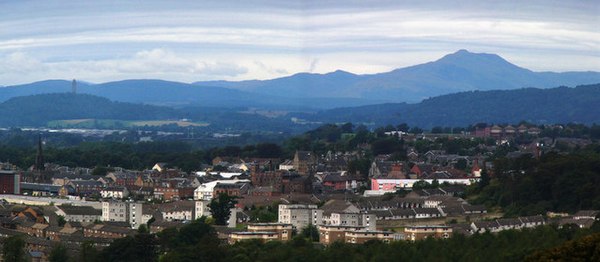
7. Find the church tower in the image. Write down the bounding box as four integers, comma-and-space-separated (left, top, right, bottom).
72, 79, 77, 94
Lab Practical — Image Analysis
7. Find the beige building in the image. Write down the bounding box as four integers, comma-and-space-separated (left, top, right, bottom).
404, 225, 452, 241
318, 225, 366, 245
247, 223, 293, 241
228, 231, 279, 244
345, 230, 395, 244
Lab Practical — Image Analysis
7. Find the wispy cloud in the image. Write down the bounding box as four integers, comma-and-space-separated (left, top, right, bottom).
0, 0, 598, 85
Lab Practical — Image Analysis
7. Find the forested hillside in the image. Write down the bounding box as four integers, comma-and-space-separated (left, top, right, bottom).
295, 84, 600, 128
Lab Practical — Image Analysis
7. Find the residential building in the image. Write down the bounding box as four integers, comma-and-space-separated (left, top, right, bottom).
101, 201, 144, 228
194, 200, 211, 220
278, 204, 323, 230
83, 224, 135, 239
247, 223, 293, 241
470, 215, 545, 233
55, 205, 102, 223
228, 231, 279, 244
345, 230, 395, 244
213, 183, 249, 197
320, 200, 376, 230
158, 200, 194, 222
318, 225, 366, 245
404, 225, 452, 241
194, 179, 251, 201
129, 202, 144, 229
100, 186, 129, 199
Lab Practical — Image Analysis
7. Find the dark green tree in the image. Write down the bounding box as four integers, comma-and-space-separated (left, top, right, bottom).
57, 215, 66, 227
79, 241, 100, 262
300, 224, 320, 242
454, 159, 468, 170
2, 235, 26, 262
49, 244, 69, 262
208, 193, 238, 225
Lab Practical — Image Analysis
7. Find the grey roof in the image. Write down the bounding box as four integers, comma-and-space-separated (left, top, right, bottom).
69, 180, 103, 186
497, 218, 522, 226
52, 173, 95, 180
413, 208, 441, 215
473, 220, 499, 229
57, 205, 101, 216
20, 183, 63, 193
390, 209, 416, 217
574, 210, 599, 218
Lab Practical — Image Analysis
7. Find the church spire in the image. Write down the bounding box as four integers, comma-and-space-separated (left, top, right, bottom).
35, 134, 45, 171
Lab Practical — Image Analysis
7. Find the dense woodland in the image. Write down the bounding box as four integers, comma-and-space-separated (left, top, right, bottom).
470, 148, 600, 215
0, 94, 179, 126
294, 84, 600, 128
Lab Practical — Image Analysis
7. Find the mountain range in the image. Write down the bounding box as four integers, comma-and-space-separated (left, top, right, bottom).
2, 50, 600, 109
195, 49, 600, 102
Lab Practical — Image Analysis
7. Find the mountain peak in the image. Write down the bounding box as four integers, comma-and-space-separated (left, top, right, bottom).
455, 49, 471, 54
328, 69, 355, 76
436, 49, 513, 68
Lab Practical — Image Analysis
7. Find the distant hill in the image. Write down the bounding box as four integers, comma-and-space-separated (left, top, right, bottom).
195, 50, 600, 102
2, 84, 600, 131
0, 79, 380, 110
0, 93, 179, 126
0, 93, 319, 133
291, 84, 600, 128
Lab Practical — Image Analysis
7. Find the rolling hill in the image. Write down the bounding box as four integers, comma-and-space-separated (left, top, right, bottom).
0, 93, 179, 126
0, 79, 380, 110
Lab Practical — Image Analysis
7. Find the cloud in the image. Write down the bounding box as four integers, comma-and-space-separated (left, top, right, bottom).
0, 1, 598, 85
196, 62, 248, 77
0, 49, 251, 85
309, 59, 319, 73
253, 61, 289, 75
0, 52, 47, 74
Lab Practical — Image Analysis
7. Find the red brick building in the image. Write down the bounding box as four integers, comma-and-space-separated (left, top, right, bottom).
0, 170, 20, 194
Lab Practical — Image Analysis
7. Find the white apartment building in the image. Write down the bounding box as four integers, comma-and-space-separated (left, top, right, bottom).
278, 204, 323, 230
329, 212, 376, 231
102, 201, 146, 229
194, 200, 211, 220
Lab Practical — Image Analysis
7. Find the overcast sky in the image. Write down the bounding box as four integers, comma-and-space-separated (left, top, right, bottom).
0, 0, 598, 85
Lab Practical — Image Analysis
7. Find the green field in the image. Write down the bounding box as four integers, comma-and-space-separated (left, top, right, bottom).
47, 119, 209, 128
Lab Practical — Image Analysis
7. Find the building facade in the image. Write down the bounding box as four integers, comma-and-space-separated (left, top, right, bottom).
278, 204, 323, 230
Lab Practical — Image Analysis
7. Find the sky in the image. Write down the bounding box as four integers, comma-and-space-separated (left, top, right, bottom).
0, 0, 598, 85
